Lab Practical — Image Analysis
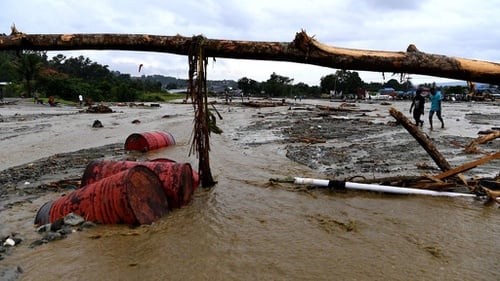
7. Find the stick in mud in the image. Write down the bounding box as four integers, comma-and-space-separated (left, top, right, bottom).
389, 107, 452, 172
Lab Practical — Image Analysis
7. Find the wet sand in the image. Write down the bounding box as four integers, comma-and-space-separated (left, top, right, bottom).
0, 97, 499, 281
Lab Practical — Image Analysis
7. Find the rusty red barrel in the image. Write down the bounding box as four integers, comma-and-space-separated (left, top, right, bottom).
151, 158, 200, 192
81, 160, 193, 209
34, 165, 168, 226
124, 131, 175, 152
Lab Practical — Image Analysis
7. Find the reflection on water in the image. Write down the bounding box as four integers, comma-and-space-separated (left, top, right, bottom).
3, 101, 499, 281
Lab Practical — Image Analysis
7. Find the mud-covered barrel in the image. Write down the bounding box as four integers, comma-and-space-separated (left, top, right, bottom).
35, 165, 169, 226
81, 160, 193, 209
124, 131, 175, 152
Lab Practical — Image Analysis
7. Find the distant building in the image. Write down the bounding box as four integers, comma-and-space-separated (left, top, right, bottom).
377, 87, 396, 99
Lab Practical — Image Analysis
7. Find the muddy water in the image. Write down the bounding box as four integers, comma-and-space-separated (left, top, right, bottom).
1, 99, 499, 281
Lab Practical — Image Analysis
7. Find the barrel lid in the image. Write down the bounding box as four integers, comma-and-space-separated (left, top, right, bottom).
34, 200, 54, 225
126, 165, 169, 224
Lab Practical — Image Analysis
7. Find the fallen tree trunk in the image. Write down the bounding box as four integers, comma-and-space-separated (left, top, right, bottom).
1, 30, 499, 84
389, 107, 452, 172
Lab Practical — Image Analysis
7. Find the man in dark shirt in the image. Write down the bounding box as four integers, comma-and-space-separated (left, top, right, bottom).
409, 88, 425, 127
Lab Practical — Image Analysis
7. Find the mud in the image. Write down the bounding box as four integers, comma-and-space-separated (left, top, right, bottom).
1, 99, 498, 226
239, 102, 500, 180
0, 143, 124, 212
0, 98, 499, 281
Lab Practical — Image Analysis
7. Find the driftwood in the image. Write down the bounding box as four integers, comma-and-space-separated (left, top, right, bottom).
411, 181, 457, 191
389, 107, 452, 171
316, 104, 358, 112
482, 187, 500, 204
1, 30, 499, 84
241, 101, 285, 107
465, 131, 500, 153
434, 152, 500, 180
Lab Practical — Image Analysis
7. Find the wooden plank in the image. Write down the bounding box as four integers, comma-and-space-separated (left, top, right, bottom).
434, 152, 500, 180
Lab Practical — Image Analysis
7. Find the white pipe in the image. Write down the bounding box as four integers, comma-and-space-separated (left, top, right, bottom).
294, 177, 476, 198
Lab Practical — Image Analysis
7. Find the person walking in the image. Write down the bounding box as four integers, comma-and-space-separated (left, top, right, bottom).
409, 88, 425, 127
34, 90, 39, 104
428, 87, 444, 130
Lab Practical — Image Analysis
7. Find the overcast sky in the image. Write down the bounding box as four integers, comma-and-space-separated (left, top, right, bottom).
2, 0, 499, 86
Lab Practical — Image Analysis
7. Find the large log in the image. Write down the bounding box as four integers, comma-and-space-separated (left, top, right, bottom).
389, 107, 452, 172
1, 30, 499, 84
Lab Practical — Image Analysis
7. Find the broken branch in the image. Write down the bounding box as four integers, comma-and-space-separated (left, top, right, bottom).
389, 107, 452, 172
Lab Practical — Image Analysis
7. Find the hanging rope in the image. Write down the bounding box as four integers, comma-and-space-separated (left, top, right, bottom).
187, 35, 216, 187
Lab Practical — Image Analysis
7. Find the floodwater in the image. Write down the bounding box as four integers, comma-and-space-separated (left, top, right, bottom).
0, 98, 499, 281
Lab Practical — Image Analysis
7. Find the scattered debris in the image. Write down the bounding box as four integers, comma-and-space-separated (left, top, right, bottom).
432, 152, 499, 180
92, 120, 103, 128
271, 106, 499, 205
316, 103, 360, 112
465, 131, 500, 154
30, 212, 96, 249
242, 101, 287, 107
0, 233, 24, 261
86, 104, 113, 113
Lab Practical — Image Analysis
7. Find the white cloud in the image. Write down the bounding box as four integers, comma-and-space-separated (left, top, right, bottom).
2, 0, 499, 86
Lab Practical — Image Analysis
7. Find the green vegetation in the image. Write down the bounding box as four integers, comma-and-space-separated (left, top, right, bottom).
138, 92, 185, 102
0, 51, 166, 102
2, 50, 487, 102
238, 70, 414, 99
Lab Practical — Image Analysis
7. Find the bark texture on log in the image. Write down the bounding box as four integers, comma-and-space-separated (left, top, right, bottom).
389, 107, 452, 172
1, 31, 499, 84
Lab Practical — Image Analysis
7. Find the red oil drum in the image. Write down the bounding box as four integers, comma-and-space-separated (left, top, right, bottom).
151, 158, 200, 192
34, 165, 168, 226
81, 160, 193, 209
124, 131, 175, 152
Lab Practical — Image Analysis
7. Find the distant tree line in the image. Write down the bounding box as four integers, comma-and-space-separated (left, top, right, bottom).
237, 70, 416, 99
1, 50, 485, 102
0, 51, 162, 102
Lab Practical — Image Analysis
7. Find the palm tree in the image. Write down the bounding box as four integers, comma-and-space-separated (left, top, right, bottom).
13, 51, 43, 97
